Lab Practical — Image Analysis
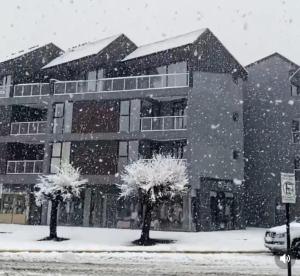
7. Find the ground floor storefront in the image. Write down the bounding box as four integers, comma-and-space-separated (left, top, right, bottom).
0, 178, 245, 232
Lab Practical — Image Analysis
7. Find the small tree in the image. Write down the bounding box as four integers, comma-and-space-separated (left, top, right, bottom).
119, 154, 188, 245
34, 162, 87, 241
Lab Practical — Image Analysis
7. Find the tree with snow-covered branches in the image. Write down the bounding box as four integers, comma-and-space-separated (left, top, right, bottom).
34, 162, 87, 241
119, 154, 188, 245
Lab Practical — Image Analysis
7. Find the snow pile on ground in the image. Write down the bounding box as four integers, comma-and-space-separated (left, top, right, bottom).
0, 224, 267, 252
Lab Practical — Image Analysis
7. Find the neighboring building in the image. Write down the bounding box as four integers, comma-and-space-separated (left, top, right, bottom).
0, 29, 246, 231
244, 53, 300, 227
0, 43, 62, 224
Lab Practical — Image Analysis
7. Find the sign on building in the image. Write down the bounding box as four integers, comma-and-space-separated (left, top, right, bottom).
281, 173, 296, 204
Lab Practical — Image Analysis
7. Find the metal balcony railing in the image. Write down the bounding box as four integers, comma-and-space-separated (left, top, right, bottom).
6, 160, 43, 174
140, 115, 187, 131
10, 121, 47, 135
13, 83, 50, 97
54, 72, 189, 94
0, 85, 13, 98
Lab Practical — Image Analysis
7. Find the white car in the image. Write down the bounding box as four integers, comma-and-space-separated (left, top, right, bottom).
264, 218, 300, 255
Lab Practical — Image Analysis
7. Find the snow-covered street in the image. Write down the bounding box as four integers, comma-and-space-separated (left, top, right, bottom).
0, 252, 298, 275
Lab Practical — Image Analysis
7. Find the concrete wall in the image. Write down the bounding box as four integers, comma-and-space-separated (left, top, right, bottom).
188, 71, 244, 185
244, 55, 300, 227
187, 71, 245, 230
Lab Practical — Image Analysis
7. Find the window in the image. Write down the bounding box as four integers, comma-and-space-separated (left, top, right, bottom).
291, 84, 300, 96
0, 75, 12, 97
119, 101, 130, 132
53, 103, 64, 134
51, 142, 62, 173
232, 112, 239, 122
295, 155, 300, 181
292, 119, 300, 143
152, 62, 188, 88
233, 150, 240, 160
119, 141, 129, 157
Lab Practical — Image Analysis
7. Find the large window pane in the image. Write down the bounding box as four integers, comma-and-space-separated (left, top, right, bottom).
120, 101, 130, 116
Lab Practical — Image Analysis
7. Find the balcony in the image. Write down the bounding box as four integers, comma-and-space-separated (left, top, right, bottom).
6, 160, 43, 174
10, 121, 47, 135
13, 83, 50, 97
140, 116, 187, 131
54, 73, 189, 94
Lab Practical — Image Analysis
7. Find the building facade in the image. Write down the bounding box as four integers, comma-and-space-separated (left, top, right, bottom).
0, 29, 246, 231
244, 53, 300, 227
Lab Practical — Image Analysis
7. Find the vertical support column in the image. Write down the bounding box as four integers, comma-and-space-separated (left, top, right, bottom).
83, 188, 91, 227
41, 82, 55, 225
43, 96, 54, 174
128, 141, 139, 162
130, 99, 141, 132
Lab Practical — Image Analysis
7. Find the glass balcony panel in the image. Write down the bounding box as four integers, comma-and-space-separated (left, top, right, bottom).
11, 124, 19, 135
35, 161, 43, 173
137, 77, 149, 89
141, 118, 152, 131
102, 79, 112, 91
25, 161, 34, 173
54, 83, 65, 94
112, 79, 124, 91
41, 84, 50, 95
14, 86, 23, 97
23, 86, 32, 96
163, 117, 175, 130
152, 118, 163, 130
150, 75, 164, 88
124, 78, 136, 90
7, 162, 16, 173
87, 80, 97, 92
176, 73, 188, 87
16, 161, 25, 173
28, 122, 38, 134
32, 85, 40, 96
97, 80, 104, 92
175, 117, 185, 129
38, 122, 47, 133
66, 82, 77, 94
20, 123, 29, 134
76, 81, 86, 93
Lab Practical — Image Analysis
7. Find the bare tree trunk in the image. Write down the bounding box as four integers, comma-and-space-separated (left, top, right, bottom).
49, 199, 59, 239
140, 200, 153, 245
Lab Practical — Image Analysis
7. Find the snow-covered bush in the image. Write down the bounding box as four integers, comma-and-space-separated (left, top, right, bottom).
119, 154, 188, 245
34, 162, 87, 241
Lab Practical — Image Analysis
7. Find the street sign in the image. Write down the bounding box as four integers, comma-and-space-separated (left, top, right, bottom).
281, 173, 296, 204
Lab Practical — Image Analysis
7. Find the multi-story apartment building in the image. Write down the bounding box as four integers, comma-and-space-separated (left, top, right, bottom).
0, 43, 62, 224
244, 53, 300, 227
0, 29, 246, 231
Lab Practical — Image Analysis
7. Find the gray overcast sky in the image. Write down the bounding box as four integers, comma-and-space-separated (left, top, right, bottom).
0, 0, 299, 66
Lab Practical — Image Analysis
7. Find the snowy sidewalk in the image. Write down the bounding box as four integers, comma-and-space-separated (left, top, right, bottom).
0, 224, 267, 253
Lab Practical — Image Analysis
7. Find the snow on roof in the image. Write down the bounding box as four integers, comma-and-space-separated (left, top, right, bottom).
43, 34, 121, 69
123, 29, 207, 61
0, 44, 50, 63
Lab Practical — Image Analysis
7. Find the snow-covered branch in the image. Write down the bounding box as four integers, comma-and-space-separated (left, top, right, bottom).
34, 162, 88, 205
119, 154, 188, 202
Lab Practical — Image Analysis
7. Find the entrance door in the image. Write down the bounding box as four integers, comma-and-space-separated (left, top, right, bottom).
0, 194, 27, 224
210, 191, 235, 230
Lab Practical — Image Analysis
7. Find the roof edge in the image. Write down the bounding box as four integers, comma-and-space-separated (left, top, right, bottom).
246, 52, 299, 68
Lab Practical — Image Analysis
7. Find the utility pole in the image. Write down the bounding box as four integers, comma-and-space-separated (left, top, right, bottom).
286, 203, 291, 276
281, 172, 296, 276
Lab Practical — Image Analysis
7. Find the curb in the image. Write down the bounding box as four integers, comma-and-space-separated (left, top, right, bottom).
0, 250, 269, 254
